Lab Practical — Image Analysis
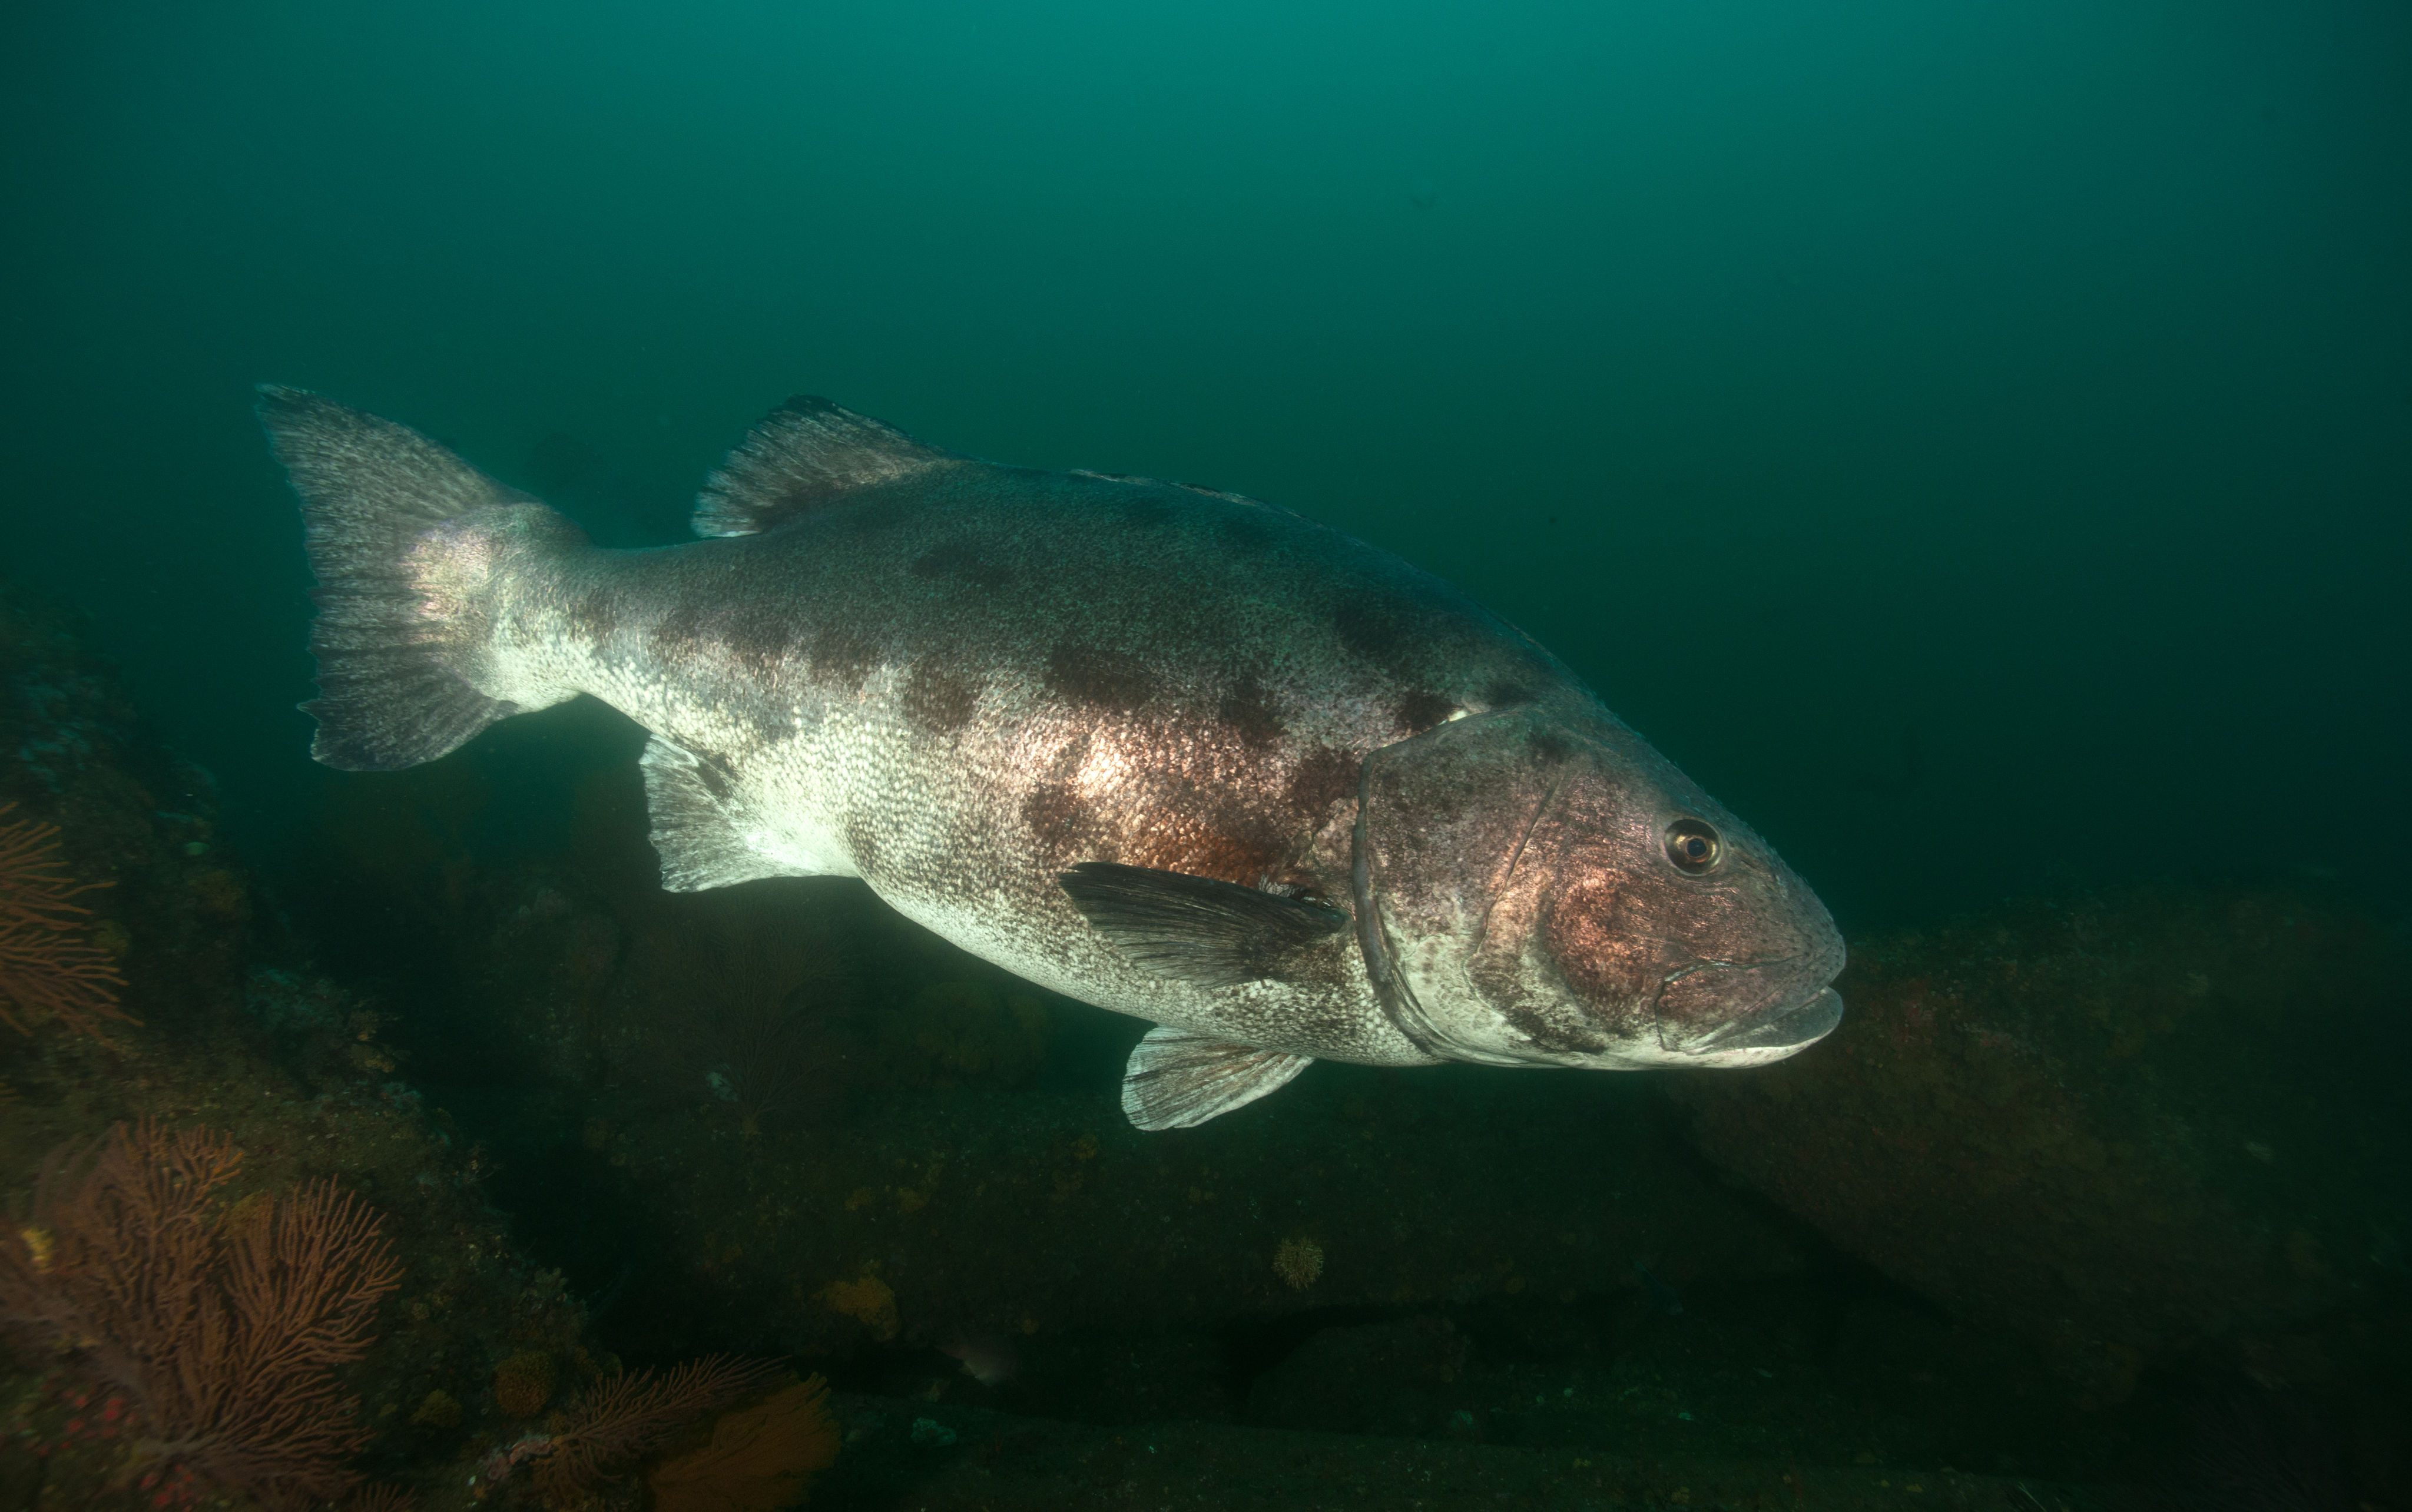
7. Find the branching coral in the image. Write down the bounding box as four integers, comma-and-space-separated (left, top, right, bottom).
0, 1121, 402, 1505
0, 803, 134, 1045
513, 1354, 788, 1500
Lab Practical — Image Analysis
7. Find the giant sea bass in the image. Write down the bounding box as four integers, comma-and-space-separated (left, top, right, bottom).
261, 388, 1844, 1128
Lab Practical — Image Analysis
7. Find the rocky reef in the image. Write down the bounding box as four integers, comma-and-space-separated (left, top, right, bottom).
1666, 879, 2410, 1482
2, 572, 2406, 1508
0, 585, 833, 1510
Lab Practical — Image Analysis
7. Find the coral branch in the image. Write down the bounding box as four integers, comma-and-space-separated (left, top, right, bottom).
0, 803, 133, 1044
529, 1355, 788, 1498
0, 804, 105, 921
0, 1121, 402, 1505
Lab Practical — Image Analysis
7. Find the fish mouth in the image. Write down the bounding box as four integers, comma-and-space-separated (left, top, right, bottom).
1689, 985, 1844, 1056
1655, 954, 1846, 1063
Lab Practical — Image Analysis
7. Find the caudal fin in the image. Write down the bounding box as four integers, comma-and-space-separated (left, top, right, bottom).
259, 385, 578, 771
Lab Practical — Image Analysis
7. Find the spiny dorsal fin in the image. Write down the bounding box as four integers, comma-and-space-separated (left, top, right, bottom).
691, 395, 959, 538
1068, 469, 1303, 518
1121, 1026, 1314, 1130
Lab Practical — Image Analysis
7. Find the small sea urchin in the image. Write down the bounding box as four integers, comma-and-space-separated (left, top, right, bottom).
1273, 1238, 1323, 1291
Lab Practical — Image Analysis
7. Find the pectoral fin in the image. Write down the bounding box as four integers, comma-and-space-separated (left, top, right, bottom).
1058, 862, 1349, 988
1121, 1025, 1314, 1130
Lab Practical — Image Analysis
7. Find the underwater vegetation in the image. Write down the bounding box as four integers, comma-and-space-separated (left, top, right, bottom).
0, 585, 849, 1508
0, 1120, 399, 1504
472, 1354, 831, 1504
0, 804, 131, 1046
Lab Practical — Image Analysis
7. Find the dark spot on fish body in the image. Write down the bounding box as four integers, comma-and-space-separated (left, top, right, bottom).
650, 601, 707, 659
1215, 510, 1280, 556
1394, 689, 1457, 735
1022, 781, 1107, 864
1370, 757, 1461, 827
1217, 675, 1286, 750
694, 753, 735, 801
1124, 821, 1285, 891
1331, 591, 1454, 680
903, 659, 982, 734
1114, 491, 1176, 528
718, 602, 796, 675
1113, 771, 1296, 888
1284, 744, 1362, 818
566, 588, 617, 644
1528, 725, 1577, 768
1483, 679, 1535, 709
1044, 642, 1154, 712
910, 540, 1012, 590
832, 493, 913, 538
802, 624, 881, 692
1331, 598, 1404, 665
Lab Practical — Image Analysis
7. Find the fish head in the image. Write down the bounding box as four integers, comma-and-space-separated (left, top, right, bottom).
1353, 706, 1843, 1070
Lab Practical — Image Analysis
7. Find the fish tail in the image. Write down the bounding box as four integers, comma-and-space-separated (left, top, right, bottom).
259, 385, 585, 771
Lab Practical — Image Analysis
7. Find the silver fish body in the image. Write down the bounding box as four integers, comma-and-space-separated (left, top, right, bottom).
263, 389, 1844, 1128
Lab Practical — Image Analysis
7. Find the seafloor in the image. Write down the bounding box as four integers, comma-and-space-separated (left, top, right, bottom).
0, 578, 2403, 1511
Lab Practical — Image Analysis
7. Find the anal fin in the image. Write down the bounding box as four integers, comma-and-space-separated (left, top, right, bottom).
1121, 1025, 1313, 1130
640, 734, 832, 891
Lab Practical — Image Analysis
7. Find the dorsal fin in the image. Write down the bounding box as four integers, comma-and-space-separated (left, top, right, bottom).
1068, 469, 1301, 518
691, 395, 958, 538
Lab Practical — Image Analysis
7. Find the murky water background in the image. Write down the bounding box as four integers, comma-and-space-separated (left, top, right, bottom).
1, 2, 2406, 1507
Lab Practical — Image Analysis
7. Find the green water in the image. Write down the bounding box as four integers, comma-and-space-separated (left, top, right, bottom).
2, 4, 2407, 1506
6, 0, 2405, 927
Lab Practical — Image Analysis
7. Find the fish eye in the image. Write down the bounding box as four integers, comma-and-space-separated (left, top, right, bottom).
1663, 818, 1722, 876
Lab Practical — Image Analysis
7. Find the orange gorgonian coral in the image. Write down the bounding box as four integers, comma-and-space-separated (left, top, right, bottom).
0, 1121, 403, 1506
0, 802, 133, 1045
502, 1355, 788, 1500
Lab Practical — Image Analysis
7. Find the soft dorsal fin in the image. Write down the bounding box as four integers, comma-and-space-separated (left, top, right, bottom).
1068, 469, 1304, 518
691, 395, 959, 538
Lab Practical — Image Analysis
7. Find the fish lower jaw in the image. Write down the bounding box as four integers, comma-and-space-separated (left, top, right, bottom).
1532, 1028, 1833, 1072
1657, 986, 1846, 1065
